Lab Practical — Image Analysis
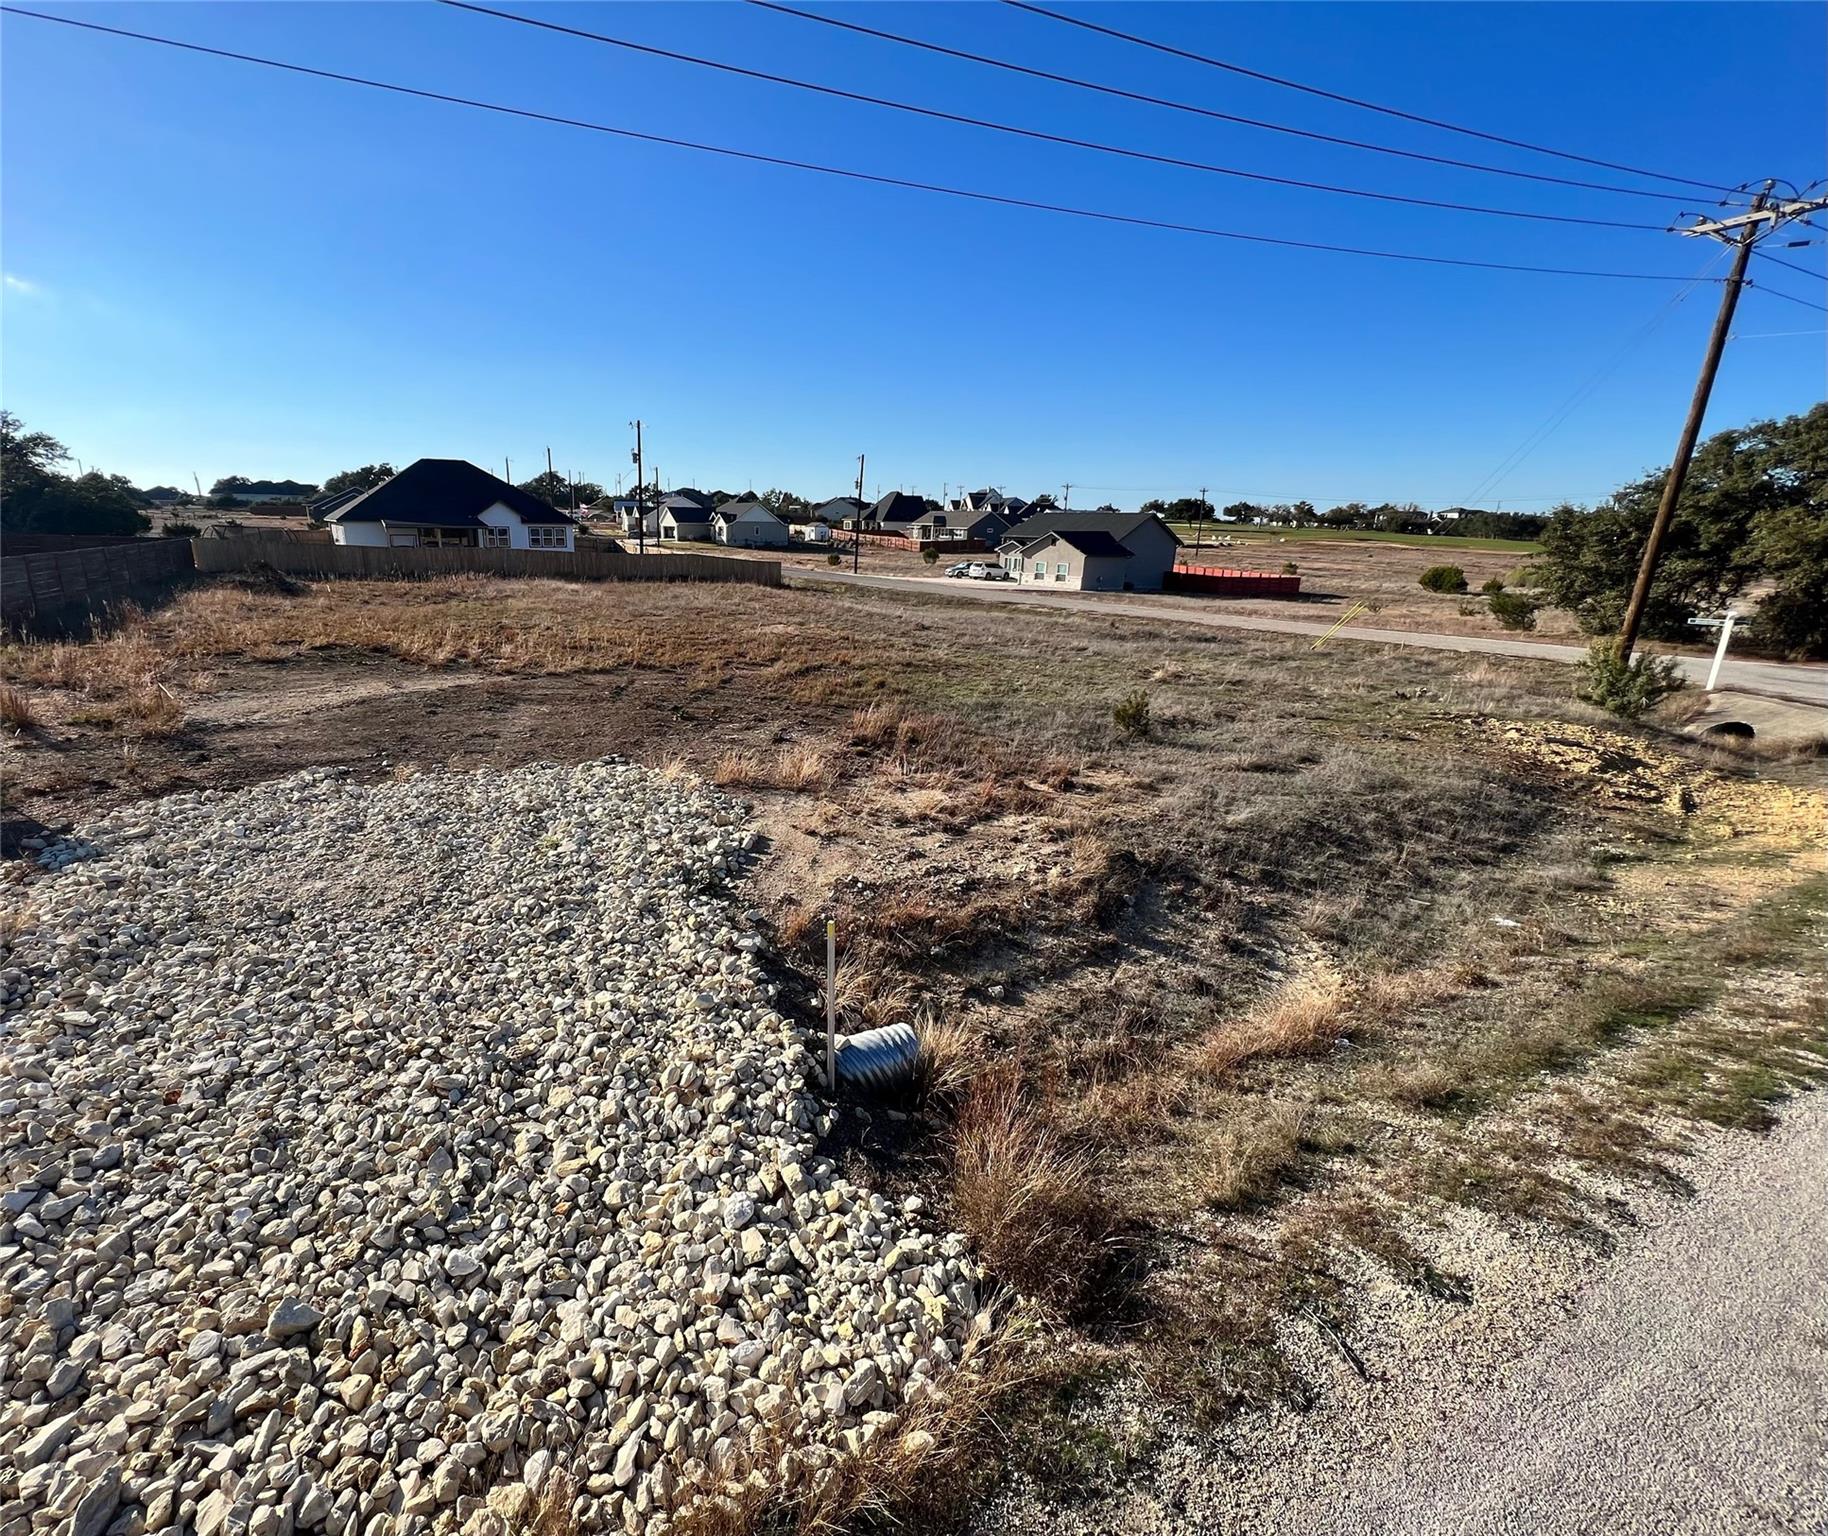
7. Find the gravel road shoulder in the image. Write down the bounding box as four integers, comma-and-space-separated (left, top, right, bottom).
983, 1093, 1828, 1535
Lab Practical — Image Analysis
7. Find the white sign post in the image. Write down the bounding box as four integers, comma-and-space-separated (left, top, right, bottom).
1688, 611, 1742, 692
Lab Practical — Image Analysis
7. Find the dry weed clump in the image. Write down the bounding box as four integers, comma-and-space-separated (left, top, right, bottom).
0, 682, 37, 731
710, 743, 835, 793
1205, 1101, 1314, 1209
949, 1068, 1109, 1312
1192, 969, 1350, 1075
915, 1009, 987, 1101
1189, 963, 1454, 1079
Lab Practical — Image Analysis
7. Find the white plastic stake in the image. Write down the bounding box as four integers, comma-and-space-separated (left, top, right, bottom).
824, 918, 837, 1089
1705, 611, 1737, 691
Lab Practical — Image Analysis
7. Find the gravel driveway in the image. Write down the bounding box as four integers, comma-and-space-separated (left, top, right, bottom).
0, 762, 982, 1536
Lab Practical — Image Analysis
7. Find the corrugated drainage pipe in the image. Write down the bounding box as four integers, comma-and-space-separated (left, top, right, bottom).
834, 1021, 920, 1092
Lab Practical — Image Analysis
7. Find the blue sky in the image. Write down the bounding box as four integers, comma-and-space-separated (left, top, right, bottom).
2, 2, 1822, 507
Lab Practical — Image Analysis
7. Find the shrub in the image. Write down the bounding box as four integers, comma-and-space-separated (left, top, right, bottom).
162, 521, 201, 539
1504, 564, 1539, 589
1480, 576, 1506, 595
1575, 640, 1686, 719
921, 547, 939, 565
1488, 591, 1539, 631
1112, 689, 1151, 740
826, 551, 840, 566
1280, 560, 1298, 575
1419, 564, 1468, 594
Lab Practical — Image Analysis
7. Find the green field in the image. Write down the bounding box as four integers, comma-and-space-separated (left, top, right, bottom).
1167, 523, 1544, 553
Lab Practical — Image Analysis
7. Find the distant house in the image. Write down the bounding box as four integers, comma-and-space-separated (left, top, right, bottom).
221, 480, 320, 505
864, 491, 928, 534
322, 459, 578, 550
999, 510, 1180, 592
712, 501, 791, 549
949, 488, 1030, 520
812, 496, 866, 525
659, 494, 716, 542
907, 507, 1014, 547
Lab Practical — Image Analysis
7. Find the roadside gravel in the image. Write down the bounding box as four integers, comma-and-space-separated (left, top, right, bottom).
0, 762, 983, 1536
982, 1090, 1828, 1535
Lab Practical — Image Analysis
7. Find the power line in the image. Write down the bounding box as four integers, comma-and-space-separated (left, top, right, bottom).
1001, 0, 1743, 201
1461, 247, 1730, 507
1750, 247, 1826, 282
1747, 281, 1828, 313
439, 0, 1663, 231
0, 5, 1720, 286
746, 1, 1712, 210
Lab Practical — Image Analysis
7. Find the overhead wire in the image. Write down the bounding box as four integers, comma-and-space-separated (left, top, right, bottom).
1460, 244, 1731, 506
1747, 281, 1828, 313
0, 6, 1724, 285
743, 0, 1709, 209
436, 0, 1665, 231
1750, 247, 1827, 282
1000, 0, 1746, 200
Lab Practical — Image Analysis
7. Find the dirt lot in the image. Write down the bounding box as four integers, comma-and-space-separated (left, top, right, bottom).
3, 570, 1822, 1529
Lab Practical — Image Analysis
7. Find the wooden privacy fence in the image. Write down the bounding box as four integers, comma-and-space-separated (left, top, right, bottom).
1164, 565, 1303, 598
193, 535, 782, 587
2, 538, 196, 630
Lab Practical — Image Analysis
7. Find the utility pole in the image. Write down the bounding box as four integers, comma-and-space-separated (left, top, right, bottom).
853, 453, 865, 573
1062, 482, 1073, 510
504, 457, 511, 484
545, 445, 554, 481
1619, 183, 1826, 662
629, 420, 644, 555
1195, 485, 1209, 556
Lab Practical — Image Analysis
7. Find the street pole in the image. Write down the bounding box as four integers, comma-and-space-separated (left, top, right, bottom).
853, 452, 865, 573
1616, 199, 1761, 661
630, 420, 644, 555
1195, 485, 1208, 556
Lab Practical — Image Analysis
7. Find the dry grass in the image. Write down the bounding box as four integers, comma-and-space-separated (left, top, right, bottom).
1190, 968, 1350, 1075
1205, 1101, 1316, 1210
710, 742, 834, 793
915, 1009, 987, 1101
0, 683, 37, 731
950, 1068, 1110, 1313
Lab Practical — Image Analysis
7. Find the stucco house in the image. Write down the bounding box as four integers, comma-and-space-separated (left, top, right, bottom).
712, 501, 791, 549
323, 459, 577, 550
999, 511, 1180, 592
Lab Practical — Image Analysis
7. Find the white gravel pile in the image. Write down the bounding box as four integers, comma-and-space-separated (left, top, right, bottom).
0, 762, 982, 1536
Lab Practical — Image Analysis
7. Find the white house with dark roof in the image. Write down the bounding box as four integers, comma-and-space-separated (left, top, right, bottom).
712, 501, 791, 549
999, 510, 1179, 592
659, 494, 716, 541
323, 460, 577, 550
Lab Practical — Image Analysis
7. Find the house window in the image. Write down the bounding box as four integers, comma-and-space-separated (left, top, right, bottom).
527, 526, 567, 550
388, 532, 419, 548
1055, 562, 1069, 581
482, 527, 509, 548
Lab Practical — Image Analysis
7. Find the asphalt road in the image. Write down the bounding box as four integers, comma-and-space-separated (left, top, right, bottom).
794, 568, 1828, 709
1304, 1097, 1828, 1536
